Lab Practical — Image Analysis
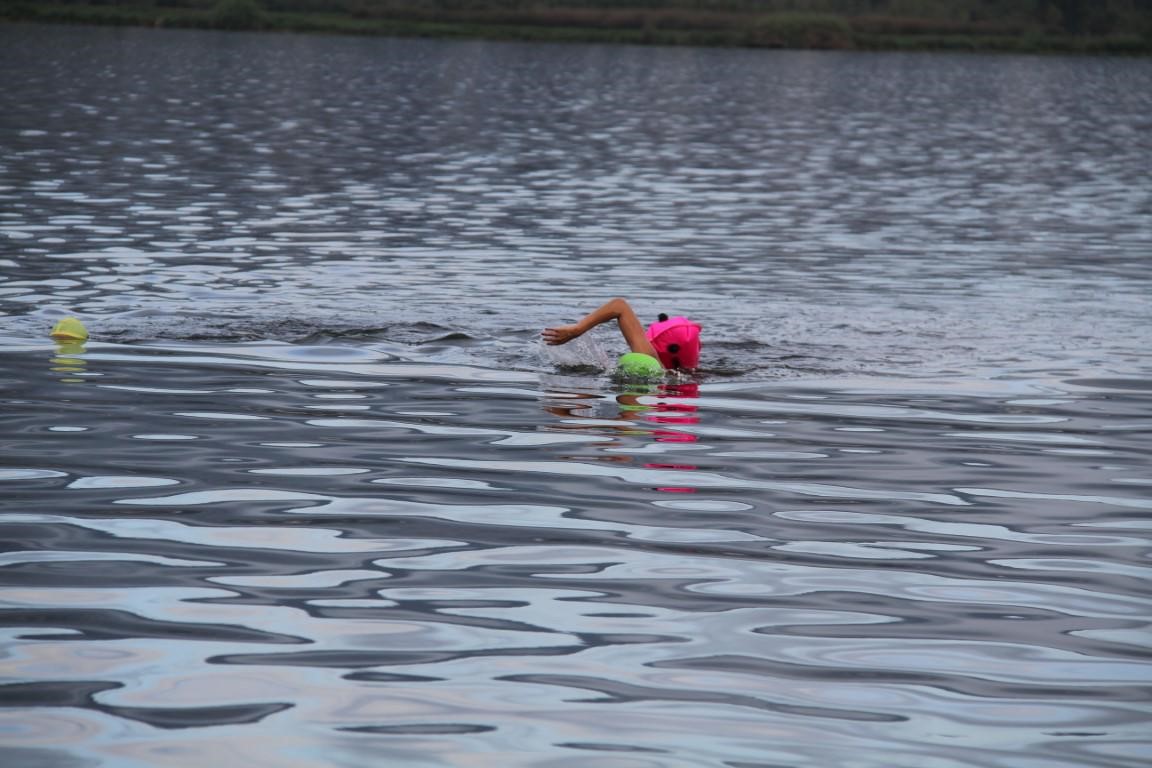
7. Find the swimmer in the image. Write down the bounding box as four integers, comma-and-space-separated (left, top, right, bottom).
542, 297, 701, 376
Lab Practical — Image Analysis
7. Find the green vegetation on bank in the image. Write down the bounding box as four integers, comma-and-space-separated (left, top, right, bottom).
3, 0, 1151, 53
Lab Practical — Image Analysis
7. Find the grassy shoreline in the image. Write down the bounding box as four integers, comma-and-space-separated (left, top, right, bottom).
3, 2, 1150, 55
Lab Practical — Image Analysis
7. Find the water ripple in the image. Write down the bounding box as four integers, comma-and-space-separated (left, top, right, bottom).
400, 457, 970, 505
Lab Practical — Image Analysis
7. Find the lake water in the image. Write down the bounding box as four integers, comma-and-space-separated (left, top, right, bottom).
2, 22, 1151, 768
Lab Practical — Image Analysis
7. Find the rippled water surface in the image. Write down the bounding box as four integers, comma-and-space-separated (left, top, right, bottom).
2, 23, 1151, 768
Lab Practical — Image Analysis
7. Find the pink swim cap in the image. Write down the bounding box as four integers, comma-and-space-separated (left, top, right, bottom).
646, 315, 701, 370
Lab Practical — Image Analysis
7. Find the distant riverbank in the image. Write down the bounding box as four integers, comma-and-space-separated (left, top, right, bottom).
3, 1, 1151, 54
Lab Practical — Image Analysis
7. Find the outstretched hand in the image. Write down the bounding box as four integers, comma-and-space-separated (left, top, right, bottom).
541, 324, 582, 346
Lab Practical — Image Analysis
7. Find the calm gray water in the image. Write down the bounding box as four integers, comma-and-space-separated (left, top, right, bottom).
2, 22, 1151, 768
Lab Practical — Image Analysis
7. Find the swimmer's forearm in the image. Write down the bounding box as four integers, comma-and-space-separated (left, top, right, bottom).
544, 298, 658, 358
543, 299, 626, 345
576, 297, 631, 333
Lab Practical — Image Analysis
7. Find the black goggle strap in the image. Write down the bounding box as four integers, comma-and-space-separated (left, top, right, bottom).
656, 315, 681, 368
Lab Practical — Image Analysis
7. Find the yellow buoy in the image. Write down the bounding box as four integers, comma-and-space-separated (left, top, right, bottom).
50, 317, 88, 341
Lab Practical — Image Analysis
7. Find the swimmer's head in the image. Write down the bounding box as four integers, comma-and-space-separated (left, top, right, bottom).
646, 314, 701, 370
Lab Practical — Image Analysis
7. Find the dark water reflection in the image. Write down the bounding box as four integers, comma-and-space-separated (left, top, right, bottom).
2, 23, 1151, 768
3, 341, 1150, 767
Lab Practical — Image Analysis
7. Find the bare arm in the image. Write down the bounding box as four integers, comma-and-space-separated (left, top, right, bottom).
542, 297, 660, 359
